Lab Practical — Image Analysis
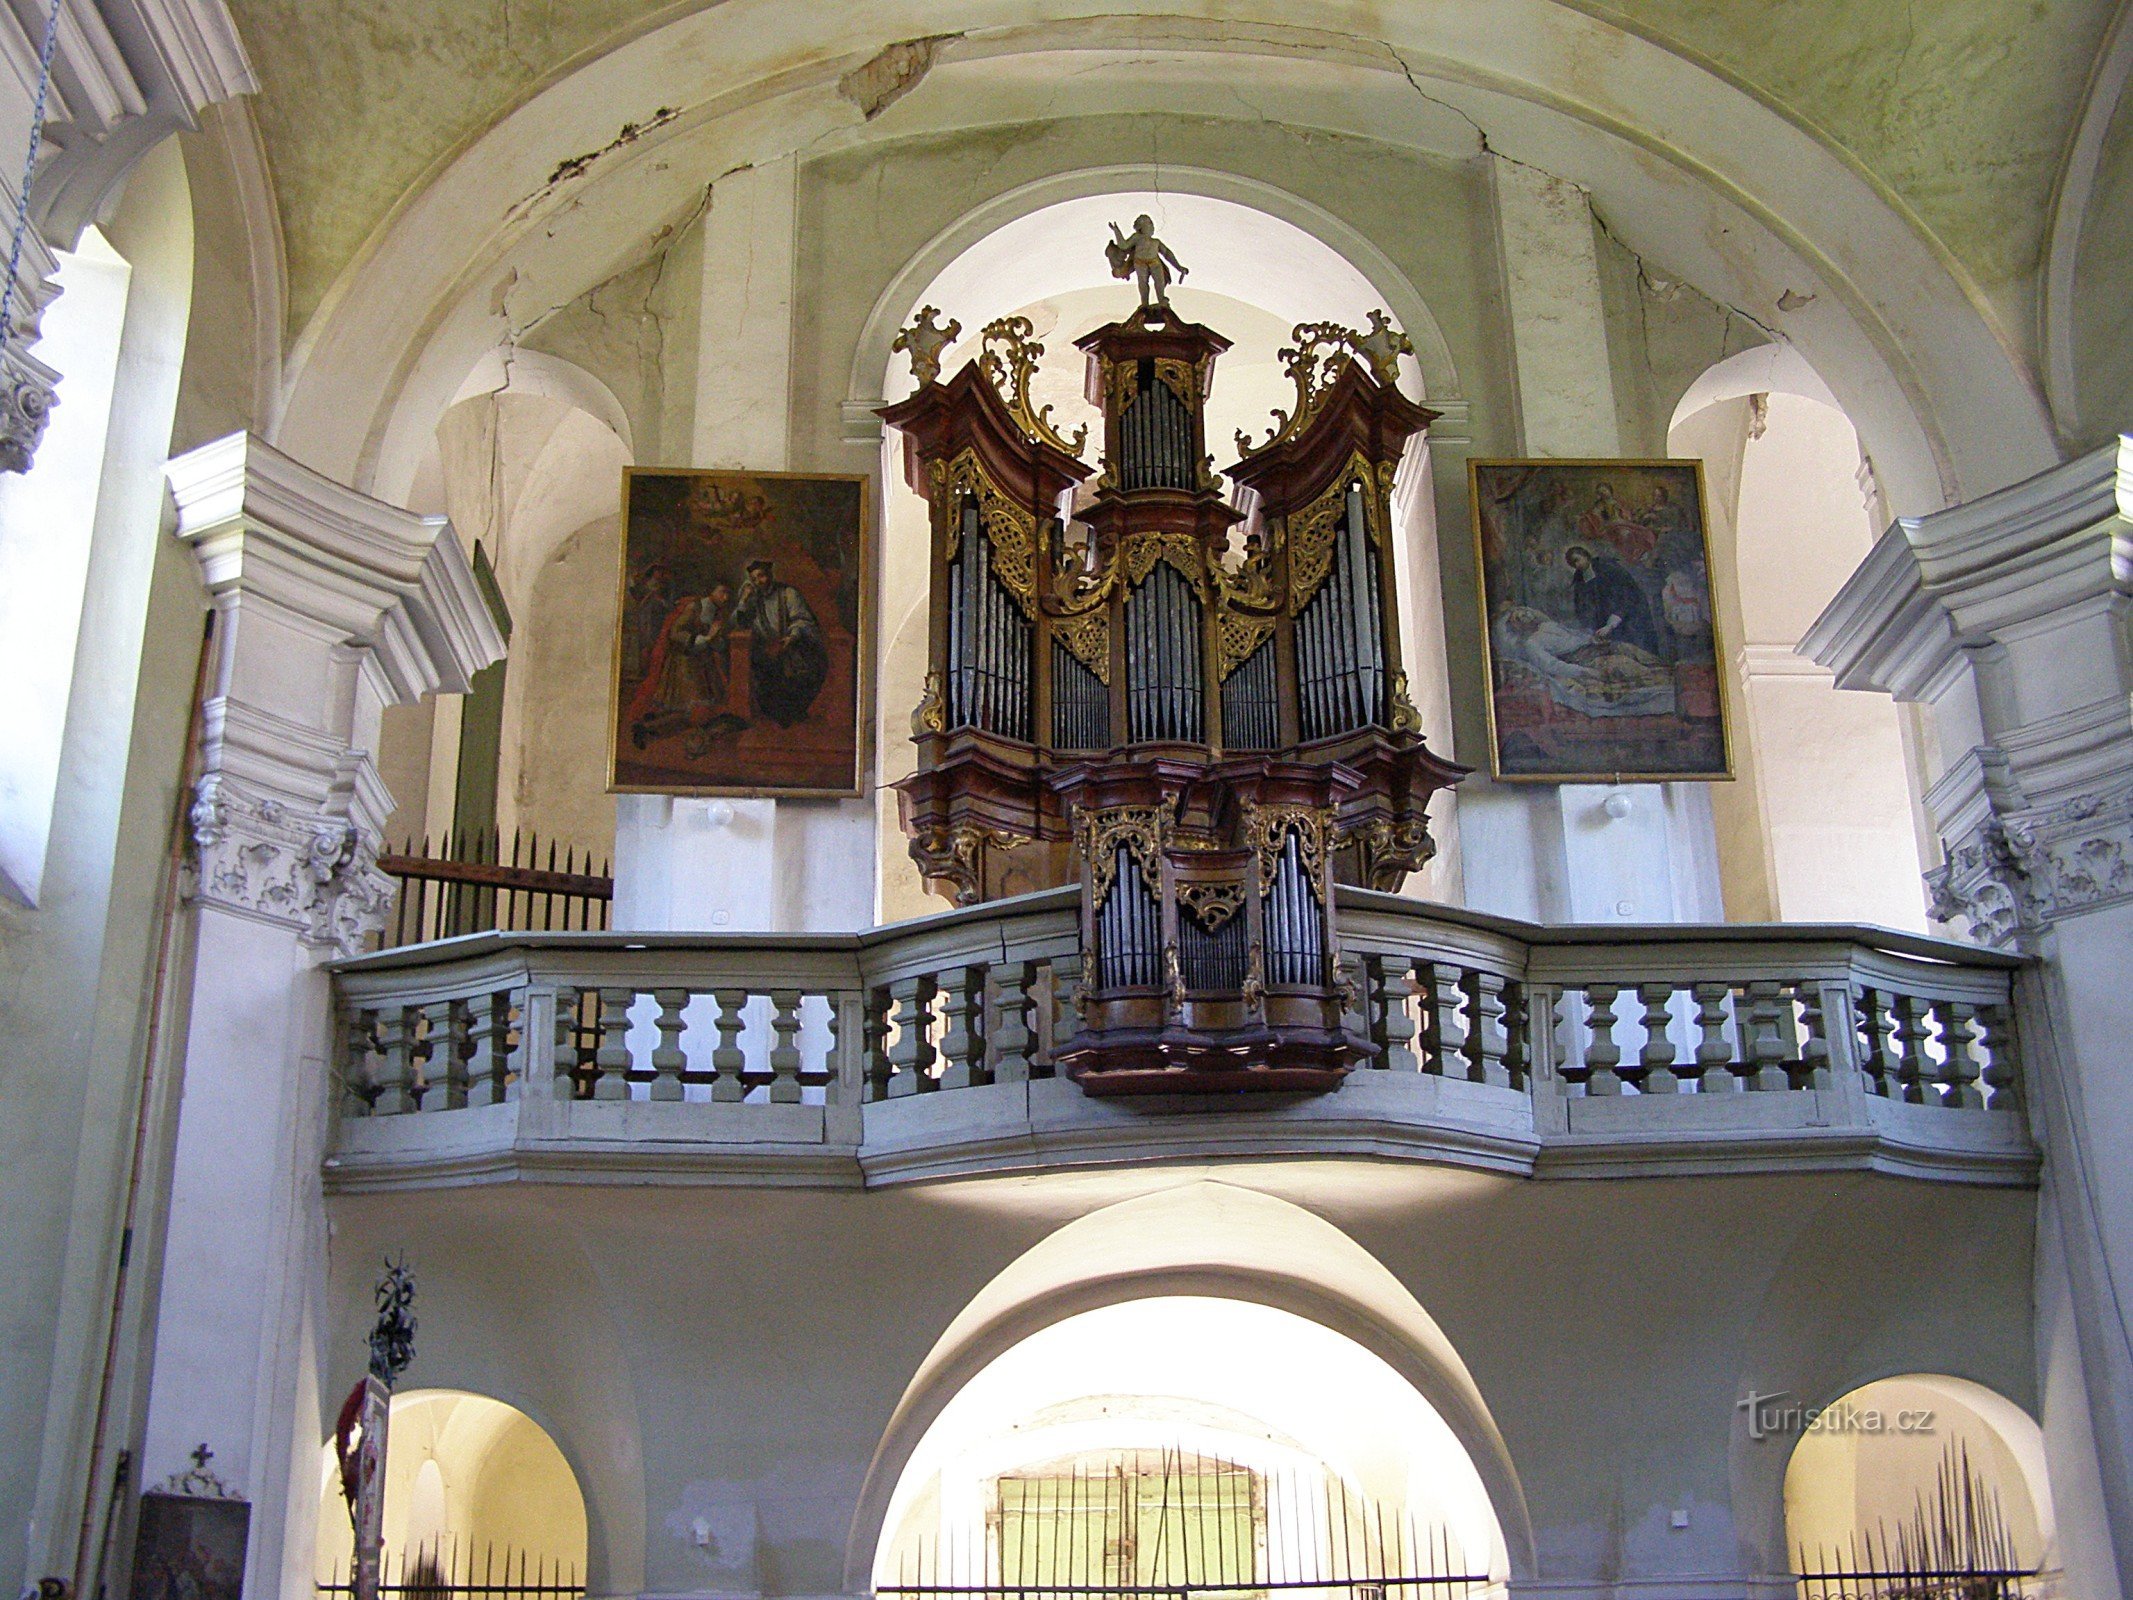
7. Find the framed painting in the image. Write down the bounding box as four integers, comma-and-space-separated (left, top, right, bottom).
610, 469, 871, 796
129, 1491, 249, 1600
1469, 458, 1732, 782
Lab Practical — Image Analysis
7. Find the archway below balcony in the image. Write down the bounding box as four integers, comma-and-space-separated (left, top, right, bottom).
313, 1389, 590, 1590
1780, 1375, 2055, 1585
862, 179, 1464, 923
846, 1183, 1531, 1591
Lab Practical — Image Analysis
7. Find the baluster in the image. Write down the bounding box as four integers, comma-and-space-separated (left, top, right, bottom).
1979, 1001, 2024, 1111
1694, 982, 1739, 1092
1742, 981, 1790, 1093
466, 991, 507, 1107
1891, 992, 1931, 1104
1935, 998, 1984, 1108
990, 960, 1037, 1085
1582, 983, 1623, 1096
1465, 971, 1512, 1088
551, 985, 582, 1100
593, 988, 633, 1100
1793, 982, 1833, 1092
863, 987, 892, 1102
766, 990, 804, 1103
1637, 983, 1680, 1095
820, 990, 857, 1100
1049, 954, 1084, 1068
424, 1002, 467, 1117
885, 975, 938, 1096
1368, 955, 1418, 1073
935, 965, 986, 1090
1422, 962, 1468, 1078
1502, 981, 1531, 1090
649, 988, 689, 1102
373, 1005, 416, 1115
710, 989, 751, 1103
1855, 987, 1903, 1099
342, 1009, 380, 1115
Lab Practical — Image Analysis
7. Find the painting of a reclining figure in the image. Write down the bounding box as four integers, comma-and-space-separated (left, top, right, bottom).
610, 468, 870, 796
1470, 458, 1732, 782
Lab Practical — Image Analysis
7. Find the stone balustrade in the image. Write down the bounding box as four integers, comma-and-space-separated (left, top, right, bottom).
329, 888, 2035, 1190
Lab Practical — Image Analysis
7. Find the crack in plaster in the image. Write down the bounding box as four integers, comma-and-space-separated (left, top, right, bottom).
1590, 203, 1784, 349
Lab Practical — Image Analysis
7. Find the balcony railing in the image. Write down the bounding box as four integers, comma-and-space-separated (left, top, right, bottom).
328, 888, 2035, 1190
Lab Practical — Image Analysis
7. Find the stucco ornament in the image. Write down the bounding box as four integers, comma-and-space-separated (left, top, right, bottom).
0, 344, 56, 474
187, 775, 396, 956
892, 304, 960, 387
1106, 214, 1187, 310
1927, 783, 2133, 947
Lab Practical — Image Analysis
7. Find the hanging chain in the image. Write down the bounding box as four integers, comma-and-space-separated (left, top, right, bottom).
0, 0, 65, 350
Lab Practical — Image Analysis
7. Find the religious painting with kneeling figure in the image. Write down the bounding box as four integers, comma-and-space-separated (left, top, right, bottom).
610, 468, 870, 796
1469, 458, 1731, 781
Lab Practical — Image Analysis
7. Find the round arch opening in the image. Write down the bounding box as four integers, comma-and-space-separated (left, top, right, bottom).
1780, 1375, 2055, 1581
871, 186, 1462, 921
314, 1389, 589, 1587
871, 1295, 1510, 1591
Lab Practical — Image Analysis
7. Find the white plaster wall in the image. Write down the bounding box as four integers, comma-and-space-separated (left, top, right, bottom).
0, 140, 201, 1596
1678, 392, 1927, 929
322, 1166, 2042, 1600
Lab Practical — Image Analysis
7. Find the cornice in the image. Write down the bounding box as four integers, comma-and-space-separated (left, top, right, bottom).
167, 431, 505, 697
1805, 436, 2133, 696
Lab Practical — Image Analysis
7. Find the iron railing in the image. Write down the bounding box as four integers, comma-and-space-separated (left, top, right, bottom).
317, 1540, 583, 1600
378, 829, 611, 949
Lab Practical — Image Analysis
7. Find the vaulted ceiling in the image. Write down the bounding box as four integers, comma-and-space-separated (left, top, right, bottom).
222, 0, 2121, 350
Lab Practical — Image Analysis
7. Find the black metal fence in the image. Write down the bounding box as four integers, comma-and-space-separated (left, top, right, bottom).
379, 829, 612, 949
1793, 1441, 2044, 1599
318, 1541, 583, 1600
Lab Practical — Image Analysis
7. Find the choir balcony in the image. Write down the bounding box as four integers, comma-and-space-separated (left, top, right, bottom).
327, 889, 2036, 1191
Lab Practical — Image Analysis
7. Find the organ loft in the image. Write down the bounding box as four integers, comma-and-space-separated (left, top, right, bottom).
881, 225, 1467, 1097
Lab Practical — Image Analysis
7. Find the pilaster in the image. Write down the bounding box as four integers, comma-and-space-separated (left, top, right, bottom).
1464, 156, 1721, 926
1805, 433, 2133, 1600
0, 0, 255, 473
139, 433, 501, 1600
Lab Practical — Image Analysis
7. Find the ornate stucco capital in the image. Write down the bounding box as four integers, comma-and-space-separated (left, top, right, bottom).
165, 433, 505, 950
1926, 782, 2133, 949
0, 337, 59, 475
185, 771, 394, 957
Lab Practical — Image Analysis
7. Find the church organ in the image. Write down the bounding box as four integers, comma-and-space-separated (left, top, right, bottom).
881, 259, 1466, 1096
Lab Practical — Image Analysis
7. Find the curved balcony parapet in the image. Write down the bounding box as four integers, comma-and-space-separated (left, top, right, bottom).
327, 888, 2037, 1192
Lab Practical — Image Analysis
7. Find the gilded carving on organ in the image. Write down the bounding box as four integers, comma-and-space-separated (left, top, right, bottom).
876, 244, 1464, 1095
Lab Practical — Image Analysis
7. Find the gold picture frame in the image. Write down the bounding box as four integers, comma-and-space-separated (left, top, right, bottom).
608, 467, 873, 798
1468, 456, 1733, 783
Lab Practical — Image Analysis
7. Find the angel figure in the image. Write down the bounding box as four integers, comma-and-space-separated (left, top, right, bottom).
1106, 215, 1187, 310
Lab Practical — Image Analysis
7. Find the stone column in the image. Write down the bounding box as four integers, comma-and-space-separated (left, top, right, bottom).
1465, 157, 1722, 923
1805, 434, 2133, 1600
139, 434, 503, 1600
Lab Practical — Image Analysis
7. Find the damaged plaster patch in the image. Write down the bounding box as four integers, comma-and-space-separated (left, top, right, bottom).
839, 35, 958, 120
518, 105, 681, 212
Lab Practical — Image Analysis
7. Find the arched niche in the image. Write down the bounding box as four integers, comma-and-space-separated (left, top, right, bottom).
863, 182, 1463, 921
1780, 1374, 2056, 1580
313, 1389, 590, 1584
844, 1182, 1536, 1588
374, 350, 632, 860
1669, 368, 1931, 928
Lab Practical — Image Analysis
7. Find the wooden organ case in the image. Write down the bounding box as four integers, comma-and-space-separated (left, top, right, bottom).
881, 305, 1467, 1096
